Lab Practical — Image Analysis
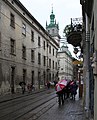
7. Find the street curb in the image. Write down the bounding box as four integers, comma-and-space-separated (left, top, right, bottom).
0, 88, 53, 103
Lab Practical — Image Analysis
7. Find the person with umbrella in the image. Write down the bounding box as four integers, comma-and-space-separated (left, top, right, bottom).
55, 79, 67, 105
56, 89, 64, 105
19, 81, 26, 94
65, 80, 72, 99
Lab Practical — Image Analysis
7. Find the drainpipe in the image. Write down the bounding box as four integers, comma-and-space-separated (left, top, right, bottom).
85, 13, 90, 118
47, 42, 49, 83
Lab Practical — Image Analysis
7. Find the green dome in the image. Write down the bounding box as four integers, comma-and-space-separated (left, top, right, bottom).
61, 45, 68, 48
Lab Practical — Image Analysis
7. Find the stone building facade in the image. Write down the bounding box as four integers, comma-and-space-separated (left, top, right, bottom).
0, 0, 59, 94
57, 45, 73, 81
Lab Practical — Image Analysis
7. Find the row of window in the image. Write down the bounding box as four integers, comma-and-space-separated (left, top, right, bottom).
10, 12, 57, 57
10, 38, 57, 69
11, 67, 34, 85
11, 66, 55, 85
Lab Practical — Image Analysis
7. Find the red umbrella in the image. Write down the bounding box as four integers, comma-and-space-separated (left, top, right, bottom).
70, 81, 74, 85
58, 79, 67, 86
55, 79, 67, 92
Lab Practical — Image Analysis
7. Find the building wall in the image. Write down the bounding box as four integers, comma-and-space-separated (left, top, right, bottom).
0, 0, 59, 94
94, 0, 97, 119
81, 0, 95, 118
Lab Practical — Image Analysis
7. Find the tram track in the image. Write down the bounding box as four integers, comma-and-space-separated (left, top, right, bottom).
0, 89, 54, 109
0, 89, 48, 104
0, 89, 57, 120
15, 96, 57, 120
22, 98, 57, 120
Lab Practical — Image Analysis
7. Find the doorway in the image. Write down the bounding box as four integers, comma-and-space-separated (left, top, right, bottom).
11, 67, 15, 94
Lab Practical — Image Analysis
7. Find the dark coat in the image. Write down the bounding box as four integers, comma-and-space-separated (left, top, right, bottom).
70, 83, 78, 95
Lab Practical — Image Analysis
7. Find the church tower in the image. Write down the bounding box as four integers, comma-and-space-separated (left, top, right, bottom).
46, 7, 60, 44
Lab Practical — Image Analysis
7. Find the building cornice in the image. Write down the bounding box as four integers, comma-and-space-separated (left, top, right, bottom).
4, 0, 59, 48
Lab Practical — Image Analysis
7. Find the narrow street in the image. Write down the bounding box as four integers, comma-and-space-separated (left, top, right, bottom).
37, 97, 84, 120
0, 88, 86, 120
36, 88, 86, 120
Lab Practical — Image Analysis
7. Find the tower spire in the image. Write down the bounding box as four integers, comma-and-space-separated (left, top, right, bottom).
51, 4, 53, 13
46, 4, 61, 44
50, 4, 55, 24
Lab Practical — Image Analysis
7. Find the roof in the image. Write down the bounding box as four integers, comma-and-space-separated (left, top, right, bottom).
58, 45, 72, 58
11, 0, 59, 47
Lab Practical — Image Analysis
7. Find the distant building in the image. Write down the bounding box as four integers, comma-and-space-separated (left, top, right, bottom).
57, 44, 73, 81
46, 7, 73, 82
0, 0, 59, 94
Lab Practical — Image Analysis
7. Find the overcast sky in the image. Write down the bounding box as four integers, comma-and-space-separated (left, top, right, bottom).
19, 0, 82, 57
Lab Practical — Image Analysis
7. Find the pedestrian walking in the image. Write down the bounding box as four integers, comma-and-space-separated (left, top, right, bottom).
53, 80, 57, 87
56, 90, 64, 105
47, 81, 50, 89
70, 81, 78, 100
21, 83, 25, 94
65, 80, 71, 98
19, 81, 26, 94
55, 79, 67, 105
27, 83, 32, 92
62, 87, 67, 100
